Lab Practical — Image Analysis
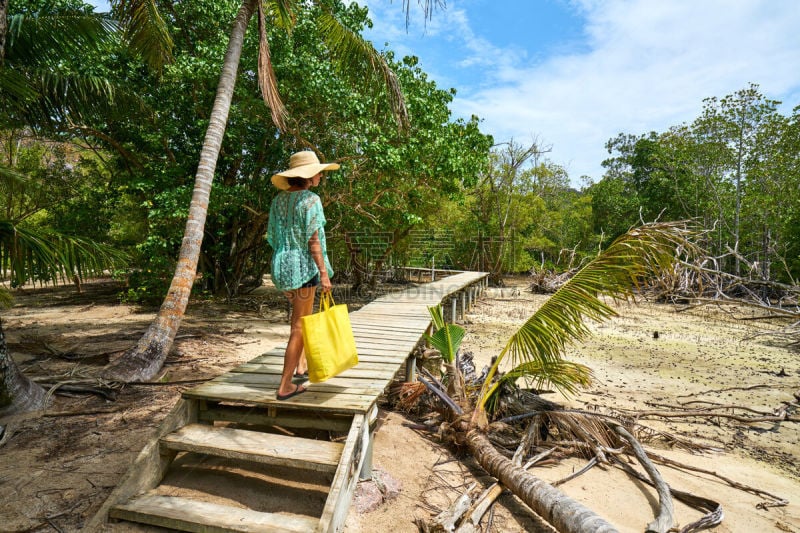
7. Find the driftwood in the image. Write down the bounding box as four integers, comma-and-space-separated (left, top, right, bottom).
612, 457, 723, 533
612, 424, 674, 533
404, 369, 796, 533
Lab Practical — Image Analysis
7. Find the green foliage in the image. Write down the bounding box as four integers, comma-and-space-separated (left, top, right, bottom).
2, 2, 122, 129
596, 84, 799, 281
429, 139, 593, 278
424, 304, 466, 364
0, 132, 128, 287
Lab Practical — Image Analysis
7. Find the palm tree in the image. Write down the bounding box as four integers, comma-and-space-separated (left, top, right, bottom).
0, 4, 130, 417
431, 222, 698, 533
1, 292, 48, 416
102, 0, 409, 381
0, 5, 120, 130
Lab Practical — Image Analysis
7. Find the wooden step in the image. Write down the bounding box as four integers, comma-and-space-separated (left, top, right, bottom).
161, 424, 343, 473
110, 493, 319, 533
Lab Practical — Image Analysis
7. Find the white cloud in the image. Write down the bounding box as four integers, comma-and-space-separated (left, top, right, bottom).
359, 0, 800, 184
453, 0, 800, 182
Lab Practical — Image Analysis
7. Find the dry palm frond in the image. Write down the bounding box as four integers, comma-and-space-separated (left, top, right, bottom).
393, 381, 428, 412
257, 1, 287, 130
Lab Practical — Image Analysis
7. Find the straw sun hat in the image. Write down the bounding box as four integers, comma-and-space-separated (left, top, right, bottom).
271, 151, 340, 190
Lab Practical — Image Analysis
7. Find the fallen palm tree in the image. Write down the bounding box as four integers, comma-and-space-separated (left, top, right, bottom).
395, 221, 794, 533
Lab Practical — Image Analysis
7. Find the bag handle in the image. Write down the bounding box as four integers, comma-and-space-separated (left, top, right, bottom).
319, 291, 336, 312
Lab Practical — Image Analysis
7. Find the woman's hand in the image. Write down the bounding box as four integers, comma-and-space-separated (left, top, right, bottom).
309, 231, 332, 292
320, 272, 332, 293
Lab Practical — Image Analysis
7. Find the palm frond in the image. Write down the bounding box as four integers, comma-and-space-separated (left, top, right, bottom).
4, 70, 122, 128
423, 304, 466, 363
0, 221, 128, 287
267, 0, 296, 32
315, 7, 409, 130
477, 221, 699, 407
429, 303, 446, 330
257, 1, 288, 130
400, 0, 446, 29
499, 359, 593, 397
112, 0, 173, 72
0, 163, 29, 191
5, 12, 116, 67
1, 11, 142, 127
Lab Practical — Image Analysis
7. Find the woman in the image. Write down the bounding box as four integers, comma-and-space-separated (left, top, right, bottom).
267, 151, 338, 400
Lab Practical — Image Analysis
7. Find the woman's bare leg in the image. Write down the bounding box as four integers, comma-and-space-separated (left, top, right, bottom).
278, 286, 315, 396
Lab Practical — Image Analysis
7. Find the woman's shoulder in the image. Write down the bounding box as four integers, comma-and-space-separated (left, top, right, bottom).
298, 189, 321, 206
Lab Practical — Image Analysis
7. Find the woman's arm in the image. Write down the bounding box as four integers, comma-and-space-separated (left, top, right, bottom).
308, 231, 332, 292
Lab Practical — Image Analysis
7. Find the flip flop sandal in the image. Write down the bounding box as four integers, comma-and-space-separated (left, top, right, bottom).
276, 384, 306, 401
293, 371, 309, 379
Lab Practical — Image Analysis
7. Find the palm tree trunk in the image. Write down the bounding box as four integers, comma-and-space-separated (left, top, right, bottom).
466, 428, 618, 533
102, 0, 259, 382
0, 318, 49, 417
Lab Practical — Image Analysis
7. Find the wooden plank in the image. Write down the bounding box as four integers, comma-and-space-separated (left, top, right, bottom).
346, 353, 408, 364
355, 341, 419, 353
317, 413, 368, 533
198, 405, 353, 432
351, 317, 427, 327
354, 331, 423, 342
352, 304, 432, 311
352, 307, 431, 315
182, 382, 377, 414
214, 372, 388, 395
84, 399, 198, 532
350, 326, 422, 336
161, 424, 342, 472
350, 328, 423, 340
232, 362, 400, 376
110, 493, 319, 533
349, 314, 431, 324
244, 352, 408, 365
249, 354, 405, 369
350, 313, 422, 333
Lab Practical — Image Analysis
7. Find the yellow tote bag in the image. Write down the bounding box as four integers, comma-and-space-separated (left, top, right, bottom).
301, 293, 359, 383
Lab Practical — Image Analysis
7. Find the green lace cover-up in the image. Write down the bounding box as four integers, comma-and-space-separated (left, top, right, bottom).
267, 189, 333, 292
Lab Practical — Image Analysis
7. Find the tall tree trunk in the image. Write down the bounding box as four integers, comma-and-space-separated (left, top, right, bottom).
466, 428, 618, 533
0, 318, 49, 418
102, 0, 259, 382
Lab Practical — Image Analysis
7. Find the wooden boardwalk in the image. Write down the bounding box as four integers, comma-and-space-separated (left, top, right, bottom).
89, 271, 488, 533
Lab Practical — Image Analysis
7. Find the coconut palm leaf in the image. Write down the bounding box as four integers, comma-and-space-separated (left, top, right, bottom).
315, 6, 409, 129
267, 0, 296, 32
0, 163, 28, 191
0, 220, 127, 288
0, 10, 141, 128
424, 304, 465, 364
477, 221, 699, 410
400, 0, 446, 28
5, 11, 117, 67
111, 0, 173, 72
502, 359, 592, 397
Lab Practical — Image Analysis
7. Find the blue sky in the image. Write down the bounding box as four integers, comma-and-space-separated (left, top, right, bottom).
359, 0, 800, 184
88, 0, 800, 185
